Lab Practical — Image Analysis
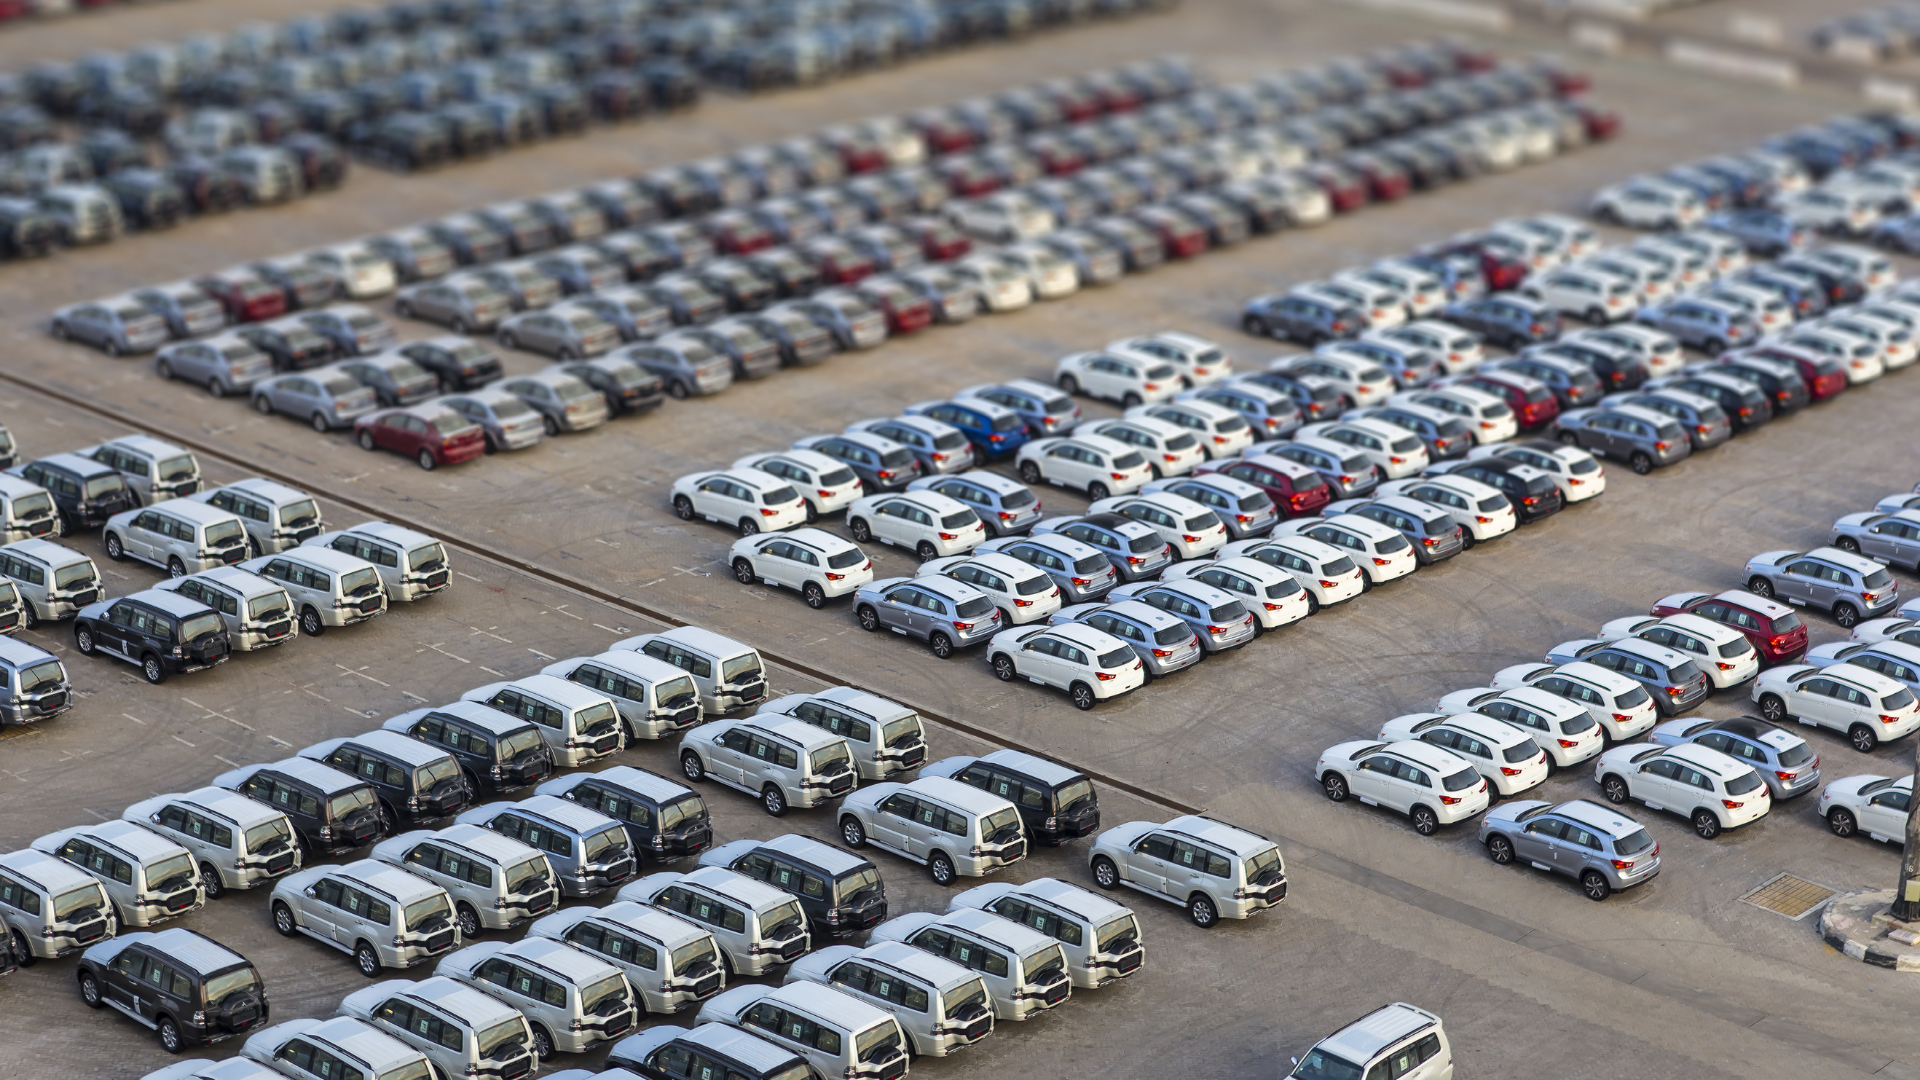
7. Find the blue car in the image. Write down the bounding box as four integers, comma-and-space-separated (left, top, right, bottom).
905, 397, 1032, 459
1706, 208, 1804, 257
954, 379, 1082, 437
1647, 715, 1820, 800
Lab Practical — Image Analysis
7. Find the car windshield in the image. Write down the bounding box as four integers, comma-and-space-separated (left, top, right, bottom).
18, 659, 64, 693
659, 793, 705, 830
499, 728, 544, 760
244, 817, 292, 854
330, 786, 375, 819
83, 474, 126, 500
179, 613, 223, 643
405, 895, 451, 932
721, 653, 762, 683
1724, 771, 1764, 796
479, 1018, 529, 1061
1096, 646, 1133, 668
204, 966, 260, 1004
1442, 767, 1479, 792
53, 884, 104, 921
1291, 1048, 1365, 1080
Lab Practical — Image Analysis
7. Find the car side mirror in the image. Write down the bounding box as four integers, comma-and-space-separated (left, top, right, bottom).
304, 886, 318, 898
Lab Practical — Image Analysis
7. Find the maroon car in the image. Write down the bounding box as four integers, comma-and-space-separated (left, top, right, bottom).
1649, 589, 1808, 665
193, 270, 289, 324
355, 404, 486, 471
1197, 455, 1333, 518
853, 277, 933, 336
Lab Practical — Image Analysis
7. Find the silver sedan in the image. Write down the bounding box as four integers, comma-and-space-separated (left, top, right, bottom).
497, 302, 623, 360
437, 389, 549, 453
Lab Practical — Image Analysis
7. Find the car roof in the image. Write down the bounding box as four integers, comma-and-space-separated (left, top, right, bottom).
1662, 742, 1748, 779
1162, 814, 1273, 858
979, 748, 1084, 788
1820, 663, 1907, 695
0, 847, 97, 892
429, 823, 539, 866
228, 755, 363, 796
678, 1020, 804, 1072
1080, 512, 1153, 534
57, 819, 185, 864
910, 574, 985, 603
150, 785, 286, 828
1317, 1003, 1440, 1063
33, 452, 117, 477
1606, 637, 1690, 666
0, 634, 57, 669
941, 906, 1056, 953
1551, 799, 1645, 839
680, 865, 800, 910
317, 729, 453, 769
302, 1016, 426, 1070
274, 546, 373, 574
501, 794, 620, 836
131, 928, 250, 975
339, 858, 447, 904
393, 976, 522, 1026
586, 900, 712, 948
345, 521, 438, 550
508, 935, 620, 983
759, 833, 870, 877
652, 625, 756, 661
551, 764, 693, 804
909, 775, 1019, 817
1712, 589, 1793, 618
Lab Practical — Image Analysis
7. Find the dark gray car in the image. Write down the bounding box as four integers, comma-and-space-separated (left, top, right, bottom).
130, 284, 227, 340
625, 336, 733, 399
437, 389, 548, 454
334, 354, 440, 408
1032, 513, 1171, 581
1552, 403, 1693, 474
298, 305, 398, 357
395, 276, 515, 334
1601, 389, 1732, 451
498, 303, 623, 360
495, 371, 611, 435
851, 575, 1002, 659
574, 288, 675, 342
251, 369, 379, 431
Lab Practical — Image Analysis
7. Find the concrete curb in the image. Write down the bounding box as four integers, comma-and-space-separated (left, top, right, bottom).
1819, 889, 1920, 972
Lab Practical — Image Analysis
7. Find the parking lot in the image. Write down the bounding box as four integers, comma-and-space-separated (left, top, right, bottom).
5, 0, 1920, 1078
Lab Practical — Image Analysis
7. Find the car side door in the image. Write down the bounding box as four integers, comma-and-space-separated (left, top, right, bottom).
1348, 753, 1396, 805
1016, 635, 1061, 684
1864, 786, 1912, 841
1792, 676, 1842, 728
103, 947, 146, 1014
1126, 832, 1174, 893
709, 728, 752, 785
301, 875, 343, 941
1513, 815, 1563, 868
871, 793, 918, 854
1777, 559, 1827, 606
1634, 757, 1679, 808
878, 584, 928, 637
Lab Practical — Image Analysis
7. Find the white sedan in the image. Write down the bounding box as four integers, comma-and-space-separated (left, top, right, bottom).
846, 490, 987, 560
986, 622, 1145, 710
1467, 441, 1606, 503
1592, 741, 1770, 839
671, 467, 809, 535
1314, 738, 1490, 835
920, 552, 1062, 625
1160, 555, 1310, 631
1016, 434, 1154, 499
1377, 712, 1550, 798
1597, 612, 1759, 689
1818, 773, 1913, 843
729, 528, 873, 608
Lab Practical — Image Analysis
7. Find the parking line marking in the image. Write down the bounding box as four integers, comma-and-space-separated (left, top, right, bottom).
527, 648, 554, 661
457, 572, 483, 582
172, 735, 195, 747
402, 691, 427, 703
481, 666, 505, 677
336, 664, 390, 687
424, 643, 470, 664
594, 623, 623, 634
214, 755, 239, 767
550, 605, 584, 620
121, 713, 146, 725
81, 807, 106, 820
266, 736, 291, 748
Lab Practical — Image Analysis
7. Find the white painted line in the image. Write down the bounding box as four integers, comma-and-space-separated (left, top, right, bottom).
1865, 78, 1917, 108
551, 605, 584, 621
424, 643, 471, 664
457, 571, 484, 582
172, 735, 195, 747
481, 666, 506, 677
121, 713, 147, 726
267, 736, 292, 748
402, 691, 428, 703
214, 755, 239, 767
528, 648, 555, 661
82, 807, 106, 820
336, 663, 391, 687
1348, 0, 1508, 28
594, 623, 623, 635
224, 715, 254, 731
1664, 40, 1798, 86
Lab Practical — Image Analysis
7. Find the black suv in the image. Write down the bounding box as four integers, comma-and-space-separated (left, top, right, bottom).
73, 589, 230, 685
927, 749, 1101, 846
11, 453, 137, 533
397, 337, 506, 393
215, 757, 387, 858
542, 765, 710, 867
704, 834, 887, 939
383, 701, 554, 798
301, 731, 471, 830
77, 928, 267, 1052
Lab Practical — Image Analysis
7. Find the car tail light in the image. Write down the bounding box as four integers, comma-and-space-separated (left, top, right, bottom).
1438, 794, 1463, 805
1611, 858, 1635, 870
1530, 324, 1544, 334
1372, 557, 1390, 566
1611, 712, 1634, 722
988, 433, 1005, 442
932, 452, 948, 462
952, 620, 974, 631
759, 508, 780, 516
1557, 738, 1579, 747
1151, 646, 1175, 657
1737, 407, 1751, 416
1214, 434, 1230, 443
1521, 496, 1539, 506
1665, 685, 1685, 696
1206, 624, 1229, 634
1881, 713, 1904, 724
1330, 321, 1347, 333
1339, 474, 1356, 484
1095, 670, 1118, 681
1421, 536, 1440, 546
825, 571, 847, 580
1775, 770, 1796, 781
1727, 327, 1741, 338
1144, 382, 1160, 391
938, 531, 959, 540
1012, 598, 1034, 607
818, 489, 835, 498
1481, 420, 1497, 429
1722, 799, 1743, 809
877, 470, 894, 480
1070, 576, 1093, 586
1181, 533, 1200, 543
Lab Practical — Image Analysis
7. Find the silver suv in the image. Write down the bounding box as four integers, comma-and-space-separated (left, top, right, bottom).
870, 908, 1070, 1022
31, 820, 205, 928
437, 936, 638, 1058
0, 538, 101, 626
154, 567, 295, 651
0, 848, 114, 961
80, 436, 203, 502
102, 498, 250, 577
191, 479, 324, 555
1087, 814, 1287, 927
0, 636, 72, 724
372, 824, 559, 937
541, 651, 704, 741
756, 687, 928, 781
338, 976, 536, 1080
678, 716, 858, 817
123, 786, 300, 897
836, 776, 1025, 886
303, 522, 451, 602
528, 900, 726, 1016
269, 859, 460, 977
239, 546, 387, 636
455, 796, 636, 899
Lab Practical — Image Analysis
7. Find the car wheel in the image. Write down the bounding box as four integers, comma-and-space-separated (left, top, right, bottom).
1019, 461, 1042, 485
105, 339, 122, 358
840, 816, 867, 848
417, 448, 440, 471
1122, 392, 1142, 408
156, 358, 174, 380
1487, 835, 1515, 864
738, 517, 759, 537
1629, 451, 1652, 475
1243, 315, 1270, 337
681, 752, 706, 782
849, 518, 872, 542
1557, 430, 1582, 447
158, 1017, 183, 1053
1834, 602, 1860, 629
311, 412, 332, 433
916, 540, 936, 560
856, 605, 880, 632
804, 501, 819, 523
992, 654, 1016, 681
1460, 531, 1475, 551
929, 632, 954, 660
1580, 869, 1611, 902
395, 300, 415, 319
300, 606, 325, 636
530, 1026, 555, 1062
1746, 577, 1773, 599
199, 862, 223, 900
1058, 375, 1079, 395
1187, 893, 1218, 928
1585, 307, 1606, 324
672, 495, 695, 521
357, 429, 377, 451
1850, 723, 1879, 753
1410, 806, 1439, 836
167, 557, 186, 578
1322, 773, 1348, 801
1836, 536, 1861, 553
761, 784, 788, 817
79, 971, 103, 1007
499, 332, 518, 350
1069, 681, 1096, 710
1601, 774, 1629, 804
141, 653, 166, 685
272, 901, 297, 936
1087, 482, 1109, 500
1091, 855, 1119, 889
104, 533, 124, 560
1757, 693, 1786, 722
1829, 807, 1858, 837
928, 852, 956, 886
1691, 809, 1721, 840
253, 395, 274, 415
1305, 592, 1320, 615
802, 582, 825, 609
208, 380, 227, 399
542, 415, 559, 437
732, 558, 755, 584
668, 381, 690, 399
451, 315, 469, 334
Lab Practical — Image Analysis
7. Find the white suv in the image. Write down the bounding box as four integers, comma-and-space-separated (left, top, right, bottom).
671, 468, 808, 536
1314, 739, 1491, 835
729, 527, 873, 608
1016, 435, 1153, 499
845, 490, 986, 560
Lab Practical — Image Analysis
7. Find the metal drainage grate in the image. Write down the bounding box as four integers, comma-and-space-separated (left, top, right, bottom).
1740, 873, 1837, 920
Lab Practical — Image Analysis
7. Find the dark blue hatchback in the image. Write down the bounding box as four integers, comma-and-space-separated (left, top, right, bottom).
905, 398, 1032, 459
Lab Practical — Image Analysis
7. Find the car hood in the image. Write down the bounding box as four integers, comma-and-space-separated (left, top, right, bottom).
1435, 686, 1500, 714
1649, 591, 1709, 615
1490, 662, 1553, 690
1746, 549, 1800, 572
1545, 638, 1604, 666
1833, 512, 1879, 530
1481, 798, 1551, 827
1599, 615, 1658, 641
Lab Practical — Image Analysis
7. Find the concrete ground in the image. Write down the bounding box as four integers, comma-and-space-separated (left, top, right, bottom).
1, 1, 1918, 1078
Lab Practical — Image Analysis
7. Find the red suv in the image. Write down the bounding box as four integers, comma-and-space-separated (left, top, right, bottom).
1459, 370, 1560, 430
1737, 344, 1848, 402
193, 270, 289, 324
1649, 589, 1808, 665
354, 404, 486, 471
1198, 455, 1333, 518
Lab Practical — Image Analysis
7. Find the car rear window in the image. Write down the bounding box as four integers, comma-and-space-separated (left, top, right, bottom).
1724, 771, 1764, 796
1502, 741, 1537, 764
1667, 660, 1703, 683
1073, 554, 1107, 575
933, 432, 968, 451
1482, 401, 1513, 419
1096, 647, 1132, 668
1152, 624, 1191, 646
819, 467, 856, 487
1866, 568, 1894, 589
1146, 364, 1178, 381
1112, 452, 1146, 470
940, 510, 977, 529
954, 596, 993, 619
1166, 433, 1198, 451
1718, 638, 1752, 658
1769, 612, 1801, 634
1015, 575, 1050, 596
1338, 455, 1370, 474
1323, 556, 1356, 575
1292, 471, 1327, 492
1886, 689, 1916, 711
1238, 493, 1273, 512
1126, 534, 1163, 554
1375, 534, 1409, 553
992, 413, 1024, 432
1523, 386, 1553, 404
1208, 602, 1246, 622
1421, 516, 1451, 534
828, 549, 864, 569
1614, 828, 1655, 856
1182, 512, 1219, 531
1525, 476, 1557, 497
880, 448, 914, 469
1441, 767, 1479, 792
1001, 489, 1035, 509
1388, 436, 1422, 454
763, 486, 800, 505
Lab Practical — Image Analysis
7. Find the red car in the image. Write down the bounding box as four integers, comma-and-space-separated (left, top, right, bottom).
1024, 133, 1086, 177
853, 277, 933, 335
935, 156, 1003, 198
798, 237, 874, 286
825, 131, 887, 174
1081, 71, 1142, 114
1303, 161, 1370, 214
1342, 152, 1411, 202
1133, 206, 1208, 259
1044, 80, 1103, 123
1738, 344, 1848, 402
1459, 370, 1560, 430
1197, 455, 1333, 518
355, 404, 486, 471
193, 270, 289, 323
901, 217, 971, 262
908, 109, 977, 156
1569, 100, 1622, 141
701, 211, 775, 256
1649, 589, 1808, 665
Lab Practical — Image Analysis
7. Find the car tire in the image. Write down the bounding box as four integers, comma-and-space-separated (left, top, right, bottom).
417, 448, 439, 471
1746, 577, 1773, 599
451, 316, 469, 334
1087, 482, 1109, 500
199, 862, 223, 900
156, 358, 174, 380
167, 557, 186, 578
1691, 809, 1721, 840
738, 517, 759, 537
395, 300, 415, 319
1122, 392, 1142, 408
1836, 536, 1861, 553
209, 380, 227, 399
1849, 723, 1879, 753
79, 971, 103, 1007
848, 518, 872, 542
837, 816, 868, 850
1019, 461, 1042, 485
105, 339, 122, 358
1186, 893, 1218, 928
311, 412, 331, 433
1305, 593, 1320, 615
300, 606, 325, 636
802, 582, 825, 609
530, 1026, 555, 1062
1322, 773, 1348, 801
681, 752, 706, 782
1410, 806, 1439, 836
916, 540, 936, 560
1058, 375, 1079, 395
1486, 835, 1515, 864
1585, 307, 1606, 324
272, 901, 297, 936
1629, 451, 1652, 475
1829, 807, 1858, 837
1091, 854, 1119, 889
672, 495, 695, 521
929, 632, 954, 660
1834, 602, 1860, 629
1601, 774, 1629, 804
992, 654, 1016, 681
804, 501, 819, 523
762, 784, 788, 817
104, 533, 125, 561
668, 381, 690, 400
1557, 430, 1581, 447
253, 395, 274, 415
1757, 693, 1787, 722
732, 558, 755, 584
1069, 681, 1095, 710
1580, 870, 1611, 902
856, 605, 880, 632
1243, 315, 1270, 337
158, 1017, 183, 1054
20, 603, 37, 630
499, 332, 518, 350
542, 415, 559, 437
1460, 531, 1475, 551
928, 852, 956, 886
141, 653, 166, 685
